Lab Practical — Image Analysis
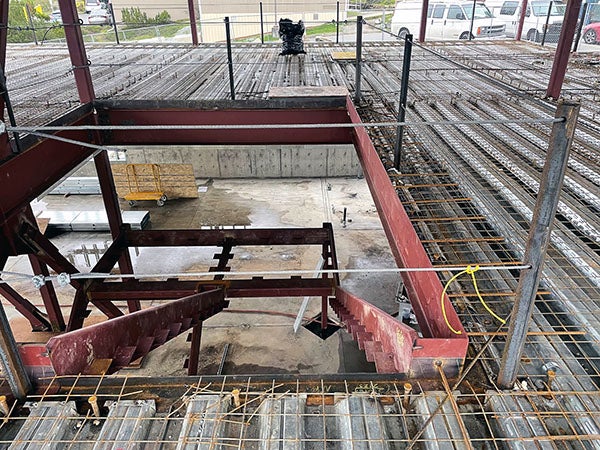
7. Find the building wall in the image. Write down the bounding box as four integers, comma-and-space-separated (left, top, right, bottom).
122, 144, 362, 178
110, 0, 341, 41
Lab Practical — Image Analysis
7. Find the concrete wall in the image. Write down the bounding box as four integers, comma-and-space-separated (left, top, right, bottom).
123, 144, 362, 178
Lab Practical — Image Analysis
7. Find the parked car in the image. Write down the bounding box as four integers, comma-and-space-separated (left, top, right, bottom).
85, 0, 103, 13
88, 8, 111, 25
391, 1, 505, 40
582, 21, 600, 44
50, 10, 62, 23
487, 0, 565, 41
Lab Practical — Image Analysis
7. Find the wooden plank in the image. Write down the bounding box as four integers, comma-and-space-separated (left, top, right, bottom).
111, 163, 199, 200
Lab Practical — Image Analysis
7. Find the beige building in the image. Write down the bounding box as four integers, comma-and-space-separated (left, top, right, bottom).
111, 0, 343, 42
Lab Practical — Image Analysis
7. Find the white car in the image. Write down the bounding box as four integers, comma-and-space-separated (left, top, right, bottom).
88, 8, 111, 25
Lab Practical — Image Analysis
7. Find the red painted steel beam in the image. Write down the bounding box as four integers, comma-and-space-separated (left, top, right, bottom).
187, 0, 199, 45
58, 0, 95, 103
100, 108, 353, 145
419, 0, 430, 43
346, 97, 467, 341
126, 228, 331, 247
88, 278, 335, 300
0, 115, 95, 230
515, 0, 527, 41
47, 289, 226, 375
0, 283, 51, 331
546, 0, 582, 99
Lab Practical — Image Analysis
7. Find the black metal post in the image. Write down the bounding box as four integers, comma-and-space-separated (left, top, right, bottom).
469, 0, 476, 40
541, 1, 553, 46
354, 16, 363, 103
0, 302, 31, 399
260, 2, 264, 44
497, 100, 580, 389
572, 2, 589, 52
394, 34, 413, 171
224, 17, 235, 101
109, 3, 120, 44
336, 1, 340, 44
0, 66, 22, 153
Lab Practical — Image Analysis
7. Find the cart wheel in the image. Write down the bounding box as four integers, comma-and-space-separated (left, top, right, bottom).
128, 200, 136, 206
157, 198, 166, 207
160, 194, 167, 202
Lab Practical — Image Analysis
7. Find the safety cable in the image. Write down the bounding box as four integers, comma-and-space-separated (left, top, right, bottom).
441, 264, 507, 335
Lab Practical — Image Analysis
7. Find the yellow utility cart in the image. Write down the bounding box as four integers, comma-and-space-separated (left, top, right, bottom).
124, 164, 168, 207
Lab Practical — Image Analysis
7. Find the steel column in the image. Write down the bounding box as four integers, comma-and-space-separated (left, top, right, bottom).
516, 0, 527, 41
0, 301, 31, 399
354, 16, 363, 103
572, 3, 589, 52
187, 0, 199, 45
497, 101, 580, 389
28, 256, 65, 331
187, 321, 202, 376
93, 151, 139, 312
58, 0, 95, 103
419, 0, 430, 42
394, 34, 413, 171
546, 0, 582, 99
225, 17, 235, 101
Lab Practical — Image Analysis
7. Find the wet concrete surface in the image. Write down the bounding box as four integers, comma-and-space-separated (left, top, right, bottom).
5, 177, 400, 376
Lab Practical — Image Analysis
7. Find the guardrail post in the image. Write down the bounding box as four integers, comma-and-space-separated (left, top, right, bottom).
336, 1, 340, 44
260, 2, 265, 44
497, 101, 580, 389
540, 1, 553, 46
394, 34, 413, 171
225, 17, 236, 100
109, 2, 120, 44
354, 16, 363, 103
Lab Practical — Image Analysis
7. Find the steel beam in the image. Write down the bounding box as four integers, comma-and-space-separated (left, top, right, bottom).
0, 115, 95, 230
497, 101, 580, 388
546, 0, 583, 99
0, 301, 31, 399
346, 97, 467, 340
98, 107, 352, 145
28, 256, 65, 332
47, 289, 226, 375
0, 282, 51, 331
187, 0, 199, 45
126, 228, 331, 247
419, 0, 430, 42
88, 278, 335, 300
58, 0, 95, 103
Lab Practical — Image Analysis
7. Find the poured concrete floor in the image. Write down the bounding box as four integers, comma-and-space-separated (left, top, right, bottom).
4, 177, 401, 376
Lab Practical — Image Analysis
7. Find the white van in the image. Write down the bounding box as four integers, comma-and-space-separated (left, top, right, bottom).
391, 1, 505, 40
486, 0, 565, 41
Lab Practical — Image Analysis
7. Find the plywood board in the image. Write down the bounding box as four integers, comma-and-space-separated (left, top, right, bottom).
112, 164, 199, 200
